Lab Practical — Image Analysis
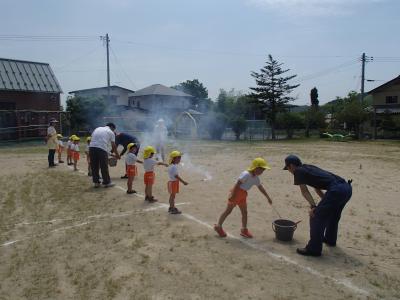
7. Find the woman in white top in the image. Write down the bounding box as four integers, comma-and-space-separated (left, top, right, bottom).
46, 118, 58, 167
153, 119, 168, 162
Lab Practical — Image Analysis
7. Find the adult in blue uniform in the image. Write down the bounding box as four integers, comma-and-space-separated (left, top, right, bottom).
115, 132, 140, 178
284, 155, 352, 257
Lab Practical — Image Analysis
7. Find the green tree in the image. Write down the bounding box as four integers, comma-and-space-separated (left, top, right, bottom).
310, 87, 319, 108
276, 112, 304, 139
335, 91, 369, 139
250, 55, 299, 139
66, 96, 106, 132
172, 79, 211, 112
202, 112, 228, 140
230, 116, 247, 140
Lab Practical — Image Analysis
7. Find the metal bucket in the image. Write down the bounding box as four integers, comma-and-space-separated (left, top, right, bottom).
272, 219, 297, 241
108, 157, 117, 167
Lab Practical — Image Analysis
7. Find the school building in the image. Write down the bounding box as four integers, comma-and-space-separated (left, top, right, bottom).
0, 58, 63, 141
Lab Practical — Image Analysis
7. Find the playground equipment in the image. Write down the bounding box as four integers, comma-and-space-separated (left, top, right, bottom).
174, 111, 199, 138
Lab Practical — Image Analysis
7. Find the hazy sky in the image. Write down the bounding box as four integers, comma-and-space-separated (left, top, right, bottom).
1, 0, 399, 106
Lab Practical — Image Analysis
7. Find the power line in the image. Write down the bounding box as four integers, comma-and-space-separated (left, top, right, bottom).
297, 59, 359, 82
109, 45, 136, 88
0, 34, 99, 42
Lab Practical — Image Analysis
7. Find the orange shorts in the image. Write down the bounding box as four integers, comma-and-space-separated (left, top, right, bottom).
168, 181, 179, 194
57, 146, 63, 154
127, 165, 138, 177
144, 171, 155, 185
73, 151, 80, 161
228, 188, 248, 207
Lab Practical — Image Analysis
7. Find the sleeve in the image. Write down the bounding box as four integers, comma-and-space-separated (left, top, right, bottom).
294, 168, 306, 185
109, 130, 115, 143
238, 171, 250, 183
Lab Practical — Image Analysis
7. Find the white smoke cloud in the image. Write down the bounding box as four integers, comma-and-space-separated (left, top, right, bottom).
246, 0, 384, 16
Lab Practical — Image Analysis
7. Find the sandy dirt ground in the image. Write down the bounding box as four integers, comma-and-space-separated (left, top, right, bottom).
0, 140, 399, 300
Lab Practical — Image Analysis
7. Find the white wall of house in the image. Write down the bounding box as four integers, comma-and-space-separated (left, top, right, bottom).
73, 88, 130, 106
128, 95, 191, 112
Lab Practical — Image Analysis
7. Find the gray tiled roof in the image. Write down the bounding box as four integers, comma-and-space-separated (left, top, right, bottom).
0, 58, 62, 93
131, 84, 193, 97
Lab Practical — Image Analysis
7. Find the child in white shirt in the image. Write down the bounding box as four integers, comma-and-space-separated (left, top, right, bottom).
57, 134, 64, 163
167, 151, 188, 214
126, 143, 143, 194
214, 158, 273, 238
71, 136, 80, 171
143, 146, 168, 202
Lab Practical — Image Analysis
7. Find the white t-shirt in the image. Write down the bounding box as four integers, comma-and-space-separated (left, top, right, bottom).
125, 153, 137, 166
144, 158, 157, 172
89, 126, 115, 152
70, 144, 80, 152
58, 140, 64, 147
67, 140, 72, 149
168, 164, 179, 181
238, 171, 261, 191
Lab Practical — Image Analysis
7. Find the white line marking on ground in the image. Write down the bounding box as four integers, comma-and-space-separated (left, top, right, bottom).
180, 212, 369, 297
0, 203, 190, 248
63, 162, 370, 296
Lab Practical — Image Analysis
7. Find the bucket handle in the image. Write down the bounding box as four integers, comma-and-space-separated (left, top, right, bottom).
272, 221, 299, 232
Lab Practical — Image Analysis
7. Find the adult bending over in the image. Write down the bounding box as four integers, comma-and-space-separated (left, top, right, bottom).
89, 123, 120, 188
115, 132, 140, 179
284, 155, 352, 257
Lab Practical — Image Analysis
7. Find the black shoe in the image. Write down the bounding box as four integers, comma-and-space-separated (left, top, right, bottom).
169, 207, 182, 214
49, 165, 56, 168
323, 238, 336, 247
121, 175, 128, 179
127, 190, 137, 194
296, 248, 321, 257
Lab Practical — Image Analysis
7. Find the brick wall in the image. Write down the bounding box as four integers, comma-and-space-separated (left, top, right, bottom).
0, 91, 60, 111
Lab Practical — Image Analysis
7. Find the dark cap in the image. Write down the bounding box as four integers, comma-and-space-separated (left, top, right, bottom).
283, 155, 302, 170
106, 122, 116, 130
49, 118, 58, 123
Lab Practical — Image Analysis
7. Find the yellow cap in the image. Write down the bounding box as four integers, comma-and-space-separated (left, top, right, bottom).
86, 136, 91, 142
248, 158, 271, 171
57, 134, 63, 138
72, 136, 80, 141
169, 150, 182, 164
127, 143, 137, 150
69, 134, 77, 140
143, 146, 156, 159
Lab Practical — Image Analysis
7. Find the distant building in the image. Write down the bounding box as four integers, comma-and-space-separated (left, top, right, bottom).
69, 85, 134, 107
368, 75, 400, 138
0, 58, 62, 140
128, 84, 192, 114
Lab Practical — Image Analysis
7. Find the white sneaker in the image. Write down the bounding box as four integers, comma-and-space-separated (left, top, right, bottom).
103, 182, 115, 188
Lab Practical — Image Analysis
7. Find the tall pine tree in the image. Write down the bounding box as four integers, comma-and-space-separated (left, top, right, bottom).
250, 55, 299, 139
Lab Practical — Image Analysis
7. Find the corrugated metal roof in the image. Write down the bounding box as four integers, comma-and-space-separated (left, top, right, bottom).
131, 84, 193, 98
0, 58, 62, 93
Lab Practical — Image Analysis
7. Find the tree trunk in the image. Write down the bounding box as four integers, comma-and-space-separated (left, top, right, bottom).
271, 122, 276, 140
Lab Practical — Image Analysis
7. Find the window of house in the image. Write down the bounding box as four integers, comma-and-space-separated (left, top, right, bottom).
386, 96, 398, 104
137, 101, 141, 108
131, 99, 135, 106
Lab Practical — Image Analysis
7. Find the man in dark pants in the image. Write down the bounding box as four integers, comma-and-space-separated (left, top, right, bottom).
89, 123, 120, 188
115, 132, 140, 179
284, 155, 352, 257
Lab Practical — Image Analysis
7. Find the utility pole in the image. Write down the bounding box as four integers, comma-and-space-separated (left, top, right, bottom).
101, 34, 111, 103
106, 33, 111, 103
361, 52, 366, 104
